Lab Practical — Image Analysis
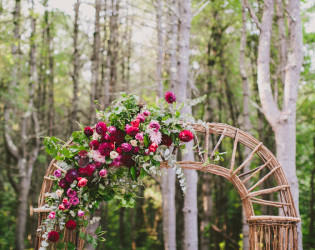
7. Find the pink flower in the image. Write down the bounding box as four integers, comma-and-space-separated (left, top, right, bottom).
137, 113, 146, 122
100, 134, 111, 142
69, 197, 79, 206
59, 204, 65, 210
78, 177, 88, 187
132, 147, 139, 153
78, 210, 84, 217
165, 91, 176, 103
49, 211, 56, 219
54, 169, 62, 178
108, 126, 116, 134
135, 132, 144, 141
67, 188, 77, 198
149, 130, 162, 145
96, 121, 107, 135
121, 143, 132, 152
84, 127, 94, 137
111, 155, 122, 166
99, 169, 107, 177
149, 121, 160, 132
143, 110, 150, 116
93, 150, 106, 163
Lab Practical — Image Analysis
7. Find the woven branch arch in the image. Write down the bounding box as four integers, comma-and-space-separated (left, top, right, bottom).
35, 122, 300, 249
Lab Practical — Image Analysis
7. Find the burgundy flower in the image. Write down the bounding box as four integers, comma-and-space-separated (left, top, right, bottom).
84, 127, 94, 137
65, 169, 79, 183
132, 147, 139, 154
116, 147, 122, 154
121, 143, 132, 152
89, 140, 100, 150
179, 130, 194, 142
165, 91, 176, 103
94, 162, 102, 169
65, 220, 77, 230
161, 134, 172, 147
100, 133, 111, 143
78, 150, 88, 157
48, 231, 59, 242
125, 124, 139, 136
98, 142, 114, 156
58, 178, 69, 189
79, 164, 95, 177
110, 130, 125, 145
122, 155, 135, 167
96, 122, 107, 135
78, 157, 89, 167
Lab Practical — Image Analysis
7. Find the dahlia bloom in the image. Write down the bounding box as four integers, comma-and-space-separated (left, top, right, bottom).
179, 130, 194, 142
135, 132, 144, 141
149, 121, 160, 132
161, 134, 172, 147
58, 178, 69, 189
54, 169, 62, 178
93, 150, 106, 163
149, 130, 162, 145
79, 164, 95, 177
48, 212, 56, 219
99, 169, 107, 177
84, 127, 93, 137
121, 143, 132, 152
48, 231, 59, 242
98, 142, 114, 156
125, 124, 139, 136
165, 91, 176, 103
67, 188, 77, 198
69, 197, 79, 206
65, 220, 76, 230
110, 130, 125, 144
96, 121, 107, 135
78, 210, 84, 217
132, 147, 139, 154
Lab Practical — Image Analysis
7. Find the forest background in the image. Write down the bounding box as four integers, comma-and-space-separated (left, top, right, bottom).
0, 0, 314, 249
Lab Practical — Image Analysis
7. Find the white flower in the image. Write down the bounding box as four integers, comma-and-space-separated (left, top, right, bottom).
96, 112, 102, 120
130, 140, 138, 147
88, 150, 95, 159
93, 133, 100, 140
110, 151, 119, 159
56, 189, 63, 197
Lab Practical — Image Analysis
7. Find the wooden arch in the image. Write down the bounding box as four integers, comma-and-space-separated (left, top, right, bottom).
35, 122, 300, 249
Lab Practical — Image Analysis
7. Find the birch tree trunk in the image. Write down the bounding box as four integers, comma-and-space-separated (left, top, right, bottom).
253, 0, 303, 248
176, 1, 198, 249
71, 0, 80, 131
240, 0, 251, 248
90, 0, 101, 124
161, 1, 177, 249
155, 0, 164, 97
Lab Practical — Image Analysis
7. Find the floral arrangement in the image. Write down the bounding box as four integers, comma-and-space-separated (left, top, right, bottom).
37, 92, 205, 249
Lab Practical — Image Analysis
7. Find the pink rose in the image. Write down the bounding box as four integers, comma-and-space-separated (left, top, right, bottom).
78, 210, 84, 217
135, 132, 144, 141
78, 177, 88, 187
49, 211, 56, 219
99, 169, 107, 177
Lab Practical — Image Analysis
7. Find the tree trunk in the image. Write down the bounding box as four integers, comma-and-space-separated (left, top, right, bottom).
71, 0, 80, 131
90, 0, 101, 124
177, 1, 198, 249
155, 0, 164, 97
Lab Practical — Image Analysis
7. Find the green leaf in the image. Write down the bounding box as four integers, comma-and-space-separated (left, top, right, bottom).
56, 243, 66, 250
143, 134, 149, 147
130, 166, 136, 180
140, 168, 147, 179
105, 158, 113, 164
95, 226, 102, 235
66, 242, 76, 250
79, 231, 85, 239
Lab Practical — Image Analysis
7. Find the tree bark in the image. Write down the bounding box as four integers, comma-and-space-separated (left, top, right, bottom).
155, 0, 164, 97
90, 0, 101, 124
176, 1, 198, 249
254, 0, 303, 248
71, 0, 80, 131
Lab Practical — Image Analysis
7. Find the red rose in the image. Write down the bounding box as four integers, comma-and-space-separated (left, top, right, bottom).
78, 177, 88, 187
179, 130, 194, 142
59, 204, 65, 210
116, 147, 122, 154
149, 143, 158, 152
125, 125, 139, 136
84, 127, 93, 137
79, 164, 95, 177
65, 220, 77, 230
48, 231, 59, 242
89, 140, 100, 150
96, 122, 107, 135
131, 119, 140, 128
161, 134, 172, 147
